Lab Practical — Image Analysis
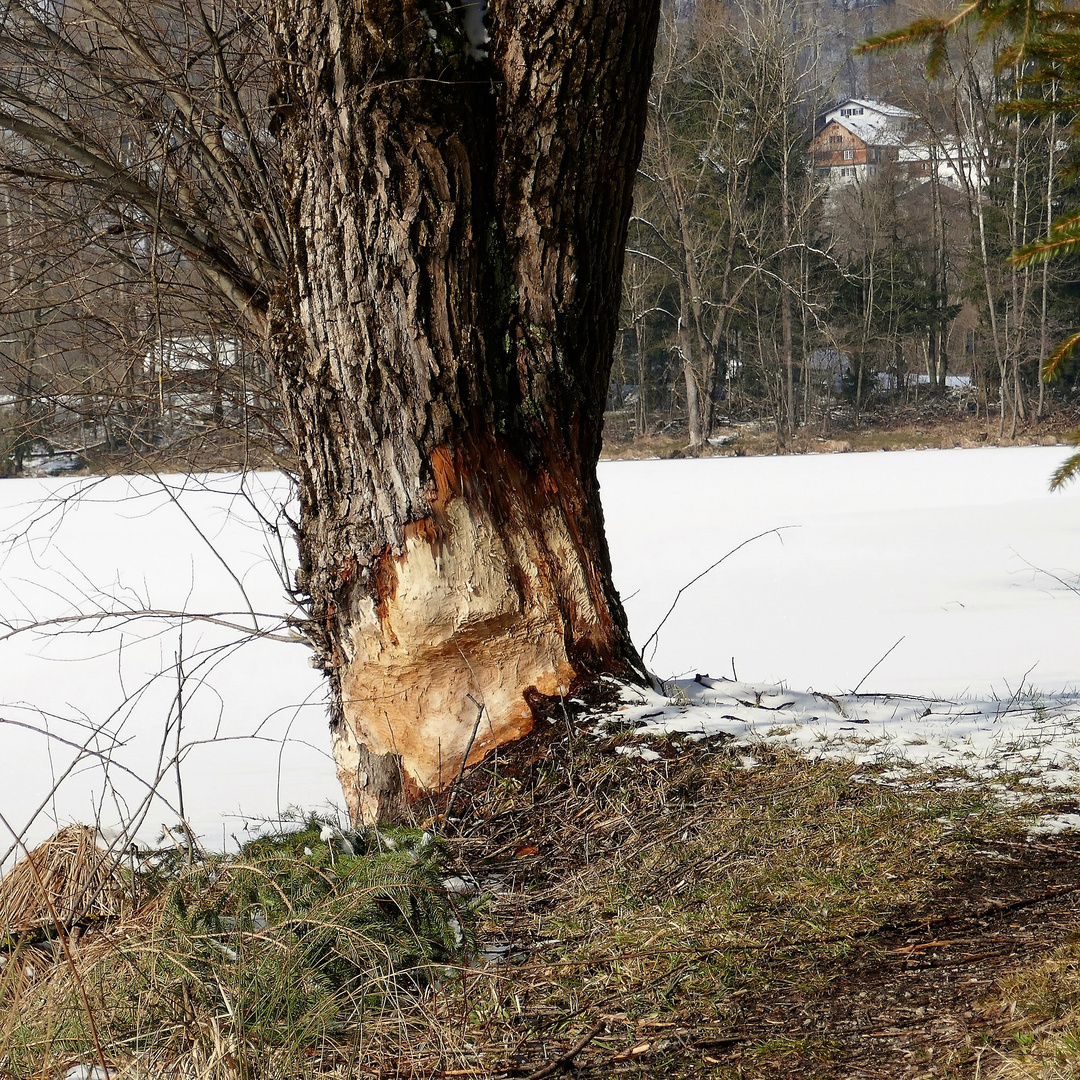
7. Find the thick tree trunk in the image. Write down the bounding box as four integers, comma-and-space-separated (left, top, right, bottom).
268, 0, 657, 821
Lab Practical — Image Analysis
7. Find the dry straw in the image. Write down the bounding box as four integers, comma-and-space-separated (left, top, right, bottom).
0, 824, 130, 935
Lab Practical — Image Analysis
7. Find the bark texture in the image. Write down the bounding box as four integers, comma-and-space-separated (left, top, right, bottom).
268, 0, 658, 821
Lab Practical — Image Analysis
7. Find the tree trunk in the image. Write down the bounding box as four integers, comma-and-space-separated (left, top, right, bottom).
635, 316, 648, 440
268, 0, 657, 822
779, 109, 794, 441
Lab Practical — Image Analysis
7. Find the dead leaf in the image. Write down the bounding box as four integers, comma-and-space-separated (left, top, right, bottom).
614, 1042, 651, 1061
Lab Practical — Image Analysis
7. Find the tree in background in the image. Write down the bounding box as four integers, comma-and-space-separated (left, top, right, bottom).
629, 0, 825, 449
0, 0, 660, 822
862, 0, 1080, 475
0, 0, 282, 471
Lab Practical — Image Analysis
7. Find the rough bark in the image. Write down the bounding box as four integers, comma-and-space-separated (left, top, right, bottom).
268, 0, 657, 822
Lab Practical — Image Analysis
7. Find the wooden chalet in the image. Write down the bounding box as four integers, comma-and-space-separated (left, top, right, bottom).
809, 98, 919, 186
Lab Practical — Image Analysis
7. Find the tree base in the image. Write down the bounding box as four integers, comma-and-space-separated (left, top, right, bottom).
328, 443, 640, 824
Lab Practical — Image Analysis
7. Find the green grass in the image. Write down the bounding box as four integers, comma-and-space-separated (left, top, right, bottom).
0, 818, 477, 1079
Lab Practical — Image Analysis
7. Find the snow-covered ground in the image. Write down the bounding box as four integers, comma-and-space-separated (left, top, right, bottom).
2, 446, 1080, 861
0, 472, 328, 864
602, 676, 1080, 793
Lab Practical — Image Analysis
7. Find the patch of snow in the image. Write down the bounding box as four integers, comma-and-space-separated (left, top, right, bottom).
448, 914, 464, 945
63, 1066, 113, 1080
1027, 812, 1080, 835
23, 451, 83, 477
0, 471, 328, 867
460, 0, 488, 59
596, 675, 1080, 789
615, 744, 662, 762
443, 874, 477, 895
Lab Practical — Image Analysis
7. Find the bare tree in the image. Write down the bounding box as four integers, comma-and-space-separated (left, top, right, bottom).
0, 0, 284, 472
632, 0, 823, 449
888, 28, 1052, 435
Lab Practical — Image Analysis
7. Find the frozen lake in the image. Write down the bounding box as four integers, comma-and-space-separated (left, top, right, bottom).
2, 446, 1078, 859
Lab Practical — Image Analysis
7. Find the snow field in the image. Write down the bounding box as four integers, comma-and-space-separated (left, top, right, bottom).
602, 446, 1080, 698
2, 445, 1080, 860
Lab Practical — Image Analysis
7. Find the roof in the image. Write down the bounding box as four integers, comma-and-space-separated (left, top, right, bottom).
830, 98, 917, 120
821, 98, 917, 149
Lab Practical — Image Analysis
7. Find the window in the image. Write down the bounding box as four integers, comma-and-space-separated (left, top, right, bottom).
843, 149, 855, 160
830, 135, 843, 144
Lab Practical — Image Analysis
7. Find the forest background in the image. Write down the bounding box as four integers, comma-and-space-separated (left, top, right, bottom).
1, 0, 1074, 476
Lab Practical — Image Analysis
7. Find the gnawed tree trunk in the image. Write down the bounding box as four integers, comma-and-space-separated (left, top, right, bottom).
269, 0, 657, 822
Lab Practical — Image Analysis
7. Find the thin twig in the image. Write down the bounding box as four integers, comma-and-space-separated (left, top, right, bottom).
521, 1019, 606, 1080
642, 527, 795, 661
443, 696, 485, 822
0, 608, 303, 643
851, 636, 905, 695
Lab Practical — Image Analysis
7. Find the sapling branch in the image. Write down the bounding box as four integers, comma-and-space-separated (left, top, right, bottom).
641, 526, 795, 662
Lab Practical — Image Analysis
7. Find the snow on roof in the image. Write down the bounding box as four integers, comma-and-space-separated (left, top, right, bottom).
830, 113, 911, 147
834, 97, 916, 120
822, 98, 917, 148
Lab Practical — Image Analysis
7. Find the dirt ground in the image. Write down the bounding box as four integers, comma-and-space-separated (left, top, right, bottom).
435, 702, 1080, 1080
601, 407, 1080, 462
730, 829, 1080, 1079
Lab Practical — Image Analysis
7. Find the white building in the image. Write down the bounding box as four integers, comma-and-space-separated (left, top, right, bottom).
811, 98, 984, 193
810, 99, 918, 187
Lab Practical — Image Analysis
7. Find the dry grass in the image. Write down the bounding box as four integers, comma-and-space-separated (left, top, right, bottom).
974, 942, 1080, 1080
2, 732, 1077, 1079
0, 826, 132, 936
415, 729, 1015, 1078
0, 820, 477, 1080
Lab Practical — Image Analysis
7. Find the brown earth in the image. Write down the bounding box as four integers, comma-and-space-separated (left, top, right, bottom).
601, 406, 1080, 462
729, 830, 1080, 1080
431, 697, 1080, 1080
